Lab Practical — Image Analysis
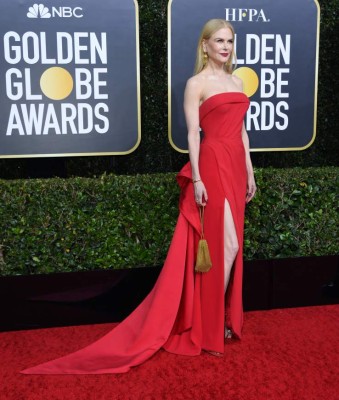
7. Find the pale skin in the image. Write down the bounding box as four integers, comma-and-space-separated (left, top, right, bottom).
183, 28, 257, 335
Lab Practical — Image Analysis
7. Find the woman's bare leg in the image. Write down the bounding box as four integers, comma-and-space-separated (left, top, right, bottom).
224, 199, 239, 293
207, 199, 239, 354
224, 199, 239, 339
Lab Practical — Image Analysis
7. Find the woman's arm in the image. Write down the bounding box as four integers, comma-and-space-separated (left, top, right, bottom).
183, 78, 208, 206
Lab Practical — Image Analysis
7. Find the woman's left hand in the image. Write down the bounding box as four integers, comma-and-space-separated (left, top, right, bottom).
246, 174, 257, 203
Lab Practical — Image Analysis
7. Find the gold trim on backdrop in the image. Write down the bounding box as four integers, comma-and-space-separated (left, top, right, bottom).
167, 0, 320, 153
0, 151, 141, 159
130, 0, 142, 154
0, 0, 141, 159
167, 0, 187, 154
305, 0, 320, 151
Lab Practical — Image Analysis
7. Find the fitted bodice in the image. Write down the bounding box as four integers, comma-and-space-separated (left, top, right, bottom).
199, 92, 249, 143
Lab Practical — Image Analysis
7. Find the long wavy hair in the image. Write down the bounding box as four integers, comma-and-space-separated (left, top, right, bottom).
194, 19, 237, 75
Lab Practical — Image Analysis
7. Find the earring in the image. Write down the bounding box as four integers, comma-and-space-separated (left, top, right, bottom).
203, 52, 208, 64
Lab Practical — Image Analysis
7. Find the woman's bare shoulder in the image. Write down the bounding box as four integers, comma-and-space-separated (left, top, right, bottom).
185, 75, 205, 97
186, 72, 210, 96
186, 73, 206, 87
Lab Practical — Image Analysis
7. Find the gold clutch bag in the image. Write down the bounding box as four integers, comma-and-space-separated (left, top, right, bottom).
195, 205, 212, 273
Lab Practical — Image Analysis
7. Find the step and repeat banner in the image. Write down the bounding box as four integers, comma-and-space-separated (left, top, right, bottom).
168, 0, 320, 152
0, 1, 320, 158
0, 0, 140, 158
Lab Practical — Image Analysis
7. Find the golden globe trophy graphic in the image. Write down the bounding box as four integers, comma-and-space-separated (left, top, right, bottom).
40, 67, 74, 100
232, 67, 259, 98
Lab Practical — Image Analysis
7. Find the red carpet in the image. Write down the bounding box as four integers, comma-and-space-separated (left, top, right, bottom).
1, 305, 338, 400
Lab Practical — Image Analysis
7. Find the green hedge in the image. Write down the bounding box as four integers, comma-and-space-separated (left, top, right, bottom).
0, 167, 337, 276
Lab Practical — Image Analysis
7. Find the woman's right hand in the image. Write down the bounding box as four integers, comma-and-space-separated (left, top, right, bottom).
194, 181, 208, 206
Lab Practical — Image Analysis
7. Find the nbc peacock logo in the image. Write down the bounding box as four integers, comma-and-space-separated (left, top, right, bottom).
27, 4, 51, 18
26, 3, 84, 18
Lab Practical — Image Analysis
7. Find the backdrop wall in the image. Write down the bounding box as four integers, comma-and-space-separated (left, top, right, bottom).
0, 0, 337, 179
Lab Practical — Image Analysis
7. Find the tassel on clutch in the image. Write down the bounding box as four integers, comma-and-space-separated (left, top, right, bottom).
195, 205, 212, 273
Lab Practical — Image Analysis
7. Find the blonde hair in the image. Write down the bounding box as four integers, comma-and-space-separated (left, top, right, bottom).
194, 19, 236, 75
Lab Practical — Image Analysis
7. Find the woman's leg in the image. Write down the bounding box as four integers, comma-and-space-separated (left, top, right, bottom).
224, 199, 239, 293
223, 199, 239, 339
206, 199, 239, 355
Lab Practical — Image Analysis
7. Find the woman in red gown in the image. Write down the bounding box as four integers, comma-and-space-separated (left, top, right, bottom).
21, 19, 256, 374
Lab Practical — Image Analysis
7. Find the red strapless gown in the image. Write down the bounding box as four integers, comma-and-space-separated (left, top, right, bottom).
21, 92, 249, 374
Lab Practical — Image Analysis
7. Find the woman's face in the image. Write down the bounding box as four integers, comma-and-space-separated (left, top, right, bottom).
203, 27, 233, 65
